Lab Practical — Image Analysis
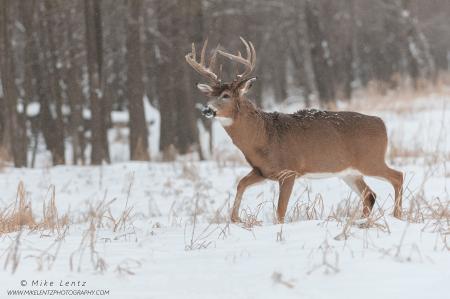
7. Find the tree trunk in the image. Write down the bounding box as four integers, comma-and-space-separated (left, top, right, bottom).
304, 0, 335, 107
399, 0, 435, 87
42, 1, 66, 165
340, 0, 355, 100
84, 0, 110, 164
184, 0, 204, 159
19, 0, 36, 166
65, 5, 86, 165
156, 1, 177, 160
286, 0, 317, 107
269, 33, 288, 103
169, 0, 197, 156
0, 1, 27, 167
126, 0, 150, 161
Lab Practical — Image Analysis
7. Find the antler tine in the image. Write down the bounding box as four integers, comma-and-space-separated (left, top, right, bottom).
240, 37, 251, 62
216, 50, 250, 67
246, 41, 256, 76
217, 37, 256, 80
250, 41, 256, 68
240, 37, 253, 78
185, 39, 220, 83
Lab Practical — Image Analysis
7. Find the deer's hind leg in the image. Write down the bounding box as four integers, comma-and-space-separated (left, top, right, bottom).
360, 163, 404, 219
375, 166, 403, 219
343, 175, 376, 217
231, 169, 265, 223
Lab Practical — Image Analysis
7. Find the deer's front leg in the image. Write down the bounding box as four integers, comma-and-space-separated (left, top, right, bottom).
276, 176, 296, 224
231, 169, 265, 223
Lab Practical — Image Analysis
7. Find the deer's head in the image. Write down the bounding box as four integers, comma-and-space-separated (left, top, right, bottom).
185, 38, 256, 125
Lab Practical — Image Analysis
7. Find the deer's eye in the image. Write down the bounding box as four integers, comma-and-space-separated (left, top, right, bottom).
222, 94, 230, 100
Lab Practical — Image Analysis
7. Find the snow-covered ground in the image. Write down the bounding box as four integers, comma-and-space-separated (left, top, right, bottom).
0, 94, 449, 298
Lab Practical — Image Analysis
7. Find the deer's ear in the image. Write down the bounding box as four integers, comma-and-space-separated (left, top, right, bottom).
197, 83, 213, 95
239, 77, 257, 96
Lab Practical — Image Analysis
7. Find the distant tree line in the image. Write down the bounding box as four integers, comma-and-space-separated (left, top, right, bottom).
0, 0, 448, 167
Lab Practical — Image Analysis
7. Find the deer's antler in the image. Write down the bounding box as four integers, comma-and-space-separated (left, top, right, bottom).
185, 39, 220, 83
217, 37, 256, 80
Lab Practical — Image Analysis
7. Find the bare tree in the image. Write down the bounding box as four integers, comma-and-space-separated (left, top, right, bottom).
39, 1, 66, 165
156, 0, 177, 160
126, 0, 150, 161
84, 0, 110, 164
64, 2, 86, 165
0, 1, 27, 167
304, 0, 335, 106
181, 0, 204, 158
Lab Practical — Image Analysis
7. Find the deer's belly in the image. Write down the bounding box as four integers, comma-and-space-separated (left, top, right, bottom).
302, 168, 362, 179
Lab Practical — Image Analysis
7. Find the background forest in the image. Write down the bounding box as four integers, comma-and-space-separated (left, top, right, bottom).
0, 0, 449, 167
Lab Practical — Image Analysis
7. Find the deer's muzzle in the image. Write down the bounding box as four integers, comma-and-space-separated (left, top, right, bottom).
201, 106, 216, 118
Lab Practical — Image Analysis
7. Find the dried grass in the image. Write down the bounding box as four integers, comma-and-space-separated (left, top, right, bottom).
324, 194, 391, 241
0, 182, 70, 236
70, 219, 108, 273
307, 238, 340, 275
240, 201, 266, 229
3, 230, 23, 274
115, 259, 142, 276
41, 185, 70, 234
25, 227, 68, 271
184, 197, 216, 250
0, 182, 36, 234
406, 192, 450, 233
286, 189, 324, 222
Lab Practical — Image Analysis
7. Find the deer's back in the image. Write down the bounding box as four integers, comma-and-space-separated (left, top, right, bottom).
255, 109, 388, 177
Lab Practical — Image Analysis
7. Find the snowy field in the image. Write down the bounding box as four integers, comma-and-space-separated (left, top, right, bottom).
0, 93, 449, 298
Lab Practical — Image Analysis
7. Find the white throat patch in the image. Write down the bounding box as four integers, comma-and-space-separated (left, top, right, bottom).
216, 117, 234, 127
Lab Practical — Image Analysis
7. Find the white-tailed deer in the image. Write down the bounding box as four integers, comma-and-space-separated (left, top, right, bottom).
186, 38, 403, 223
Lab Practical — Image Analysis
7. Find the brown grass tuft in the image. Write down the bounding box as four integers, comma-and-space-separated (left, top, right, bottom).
0, 182, 36, 234
240, 201, 265, 229
286, 190, 324, 222
0, 182, 69, 236
41, 185, 70, 234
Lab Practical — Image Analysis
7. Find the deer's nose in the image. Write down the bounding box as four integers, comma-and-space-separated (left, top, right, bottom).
201, 106, 216, 118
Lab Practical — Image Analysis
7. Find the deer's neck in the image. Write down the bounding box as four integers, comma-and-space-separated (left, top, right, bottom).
224, 101, 267, 154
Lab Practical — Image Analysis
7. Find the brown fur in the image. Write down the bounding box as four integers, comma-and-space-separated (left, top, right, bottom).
209, 93, 403, 223
187, 38, 403, 223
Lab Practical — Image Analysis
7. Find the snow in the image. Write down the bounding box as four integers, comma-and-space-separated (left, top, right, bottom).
110, 95, 159, 125
0, 94, 449, 298
26, 102, 40, 117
